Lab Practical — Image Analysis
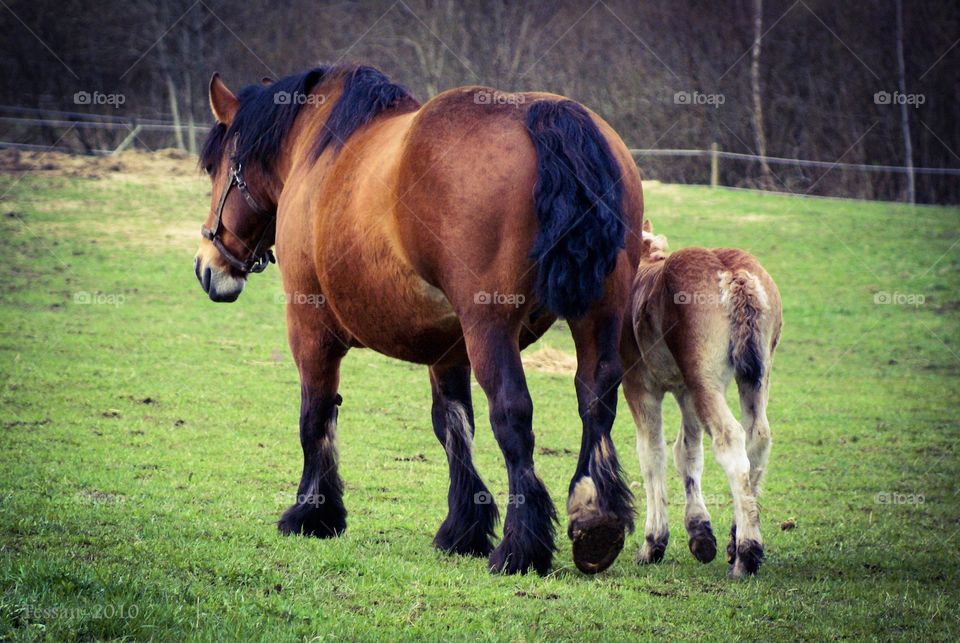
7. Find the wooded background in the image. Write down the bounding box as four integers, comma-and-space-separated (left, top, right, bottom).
1, 0, 957, 203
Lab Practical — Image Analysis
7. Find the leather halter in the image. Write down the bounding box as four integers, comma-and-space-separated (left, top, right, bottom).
201, 136, 276, 274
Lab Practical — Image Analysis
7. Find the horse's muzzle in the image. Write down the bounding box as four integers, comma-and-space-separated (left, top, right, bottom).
194, 255, 245, 303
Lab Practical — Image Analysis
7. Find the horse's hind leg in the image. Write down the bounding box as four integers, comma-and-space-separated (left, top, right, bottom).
675, 392, 718, 563
429, 363, 498, 557
622, 370, 668, 564
278, 339, 349, 538
566, 313, 635, 573
463, 324, 557, 575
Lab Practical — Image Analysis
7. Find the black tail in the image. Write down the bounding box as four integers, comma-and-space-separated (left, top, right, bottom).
525, 100, 625, 319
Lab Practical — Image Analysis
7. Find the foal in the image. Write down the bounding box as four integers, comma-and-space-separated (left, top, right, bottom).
620, 220, 782, 577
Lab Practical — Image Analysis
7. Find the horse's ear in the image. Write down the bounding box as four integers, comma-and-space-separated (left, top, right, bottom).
642, 219, 652, 233
209, 72, 239, 124
261, 77, 274, 86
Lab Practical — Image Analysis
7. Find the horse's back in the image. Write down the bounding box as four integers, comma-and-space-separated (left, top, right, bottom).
394, 87, 542, 293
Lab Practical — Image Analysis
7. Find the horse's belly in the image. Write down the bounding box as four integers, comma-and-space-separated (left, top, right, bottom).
323, 267, 466, 365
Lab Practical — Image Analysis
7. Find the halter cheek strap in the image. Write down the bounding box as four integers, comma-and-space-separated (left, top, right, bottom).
201, 137, 277, 274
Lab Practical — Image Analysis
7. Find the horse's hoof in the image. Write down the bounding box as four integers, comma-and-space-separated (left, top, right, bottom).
570, 515, 626, 574
687, 519, 717, 563
278, 503, 346, 538
728, 539, 764, 578
636, 531, 669, 564
434, 523, 495, 557
488, 539, 551, 576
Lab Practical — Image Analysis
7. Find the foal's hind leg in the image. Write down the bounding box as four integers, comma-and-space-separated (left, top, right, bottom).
567, 314, 635, 573
738, 373, 772, 497
726, 374, 773, 564
463, 325, 557, 575
690, 385, 763, 578
622, 370, 668, 564
278, 339, 349, 538
675, 392, 718, 563
429, 364, 498, 557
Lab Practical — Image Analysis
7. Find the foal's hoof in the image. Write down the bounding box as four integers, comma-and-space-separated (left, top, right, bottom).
726, 525, 737, 564
728, 539, 764, 579
570, 515, 626, 574
687, 519, 717, 563
278, 503, 346, 538
636, 532, 669, 564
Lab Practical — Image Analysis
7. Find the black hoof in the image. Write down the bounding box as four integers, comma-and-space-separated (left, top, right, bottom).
434, 518, 496, 557
636, 531, 669, 564
726, 524, 737, 564
278, 502, 346, 538
570, 514, 626, 574
687, 519, 717, 563
488, 533, 553, 576
728, 539, 764, 578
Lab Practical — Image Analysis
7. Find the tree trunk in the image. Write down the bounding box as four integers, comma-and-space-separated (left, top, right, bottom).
895, 0, 915, 204
750, 0, 773, 189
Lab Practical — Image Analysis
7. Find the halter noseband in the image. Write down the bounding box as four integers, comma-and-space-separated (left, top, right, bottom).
201, 137, 276, 274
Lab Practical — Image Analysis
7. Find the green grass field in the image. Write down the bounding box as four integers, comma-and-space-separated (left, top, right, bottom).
1, 152, 958, 640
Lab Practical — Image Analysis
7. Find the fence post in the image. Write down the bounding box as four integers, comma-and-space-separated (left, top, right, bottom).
112, 122, 142, 156
710, 142, 719, 188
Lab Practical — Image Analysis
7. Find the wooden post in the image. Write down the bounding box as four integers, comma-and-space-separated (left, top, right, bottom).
710, 142, 719, 188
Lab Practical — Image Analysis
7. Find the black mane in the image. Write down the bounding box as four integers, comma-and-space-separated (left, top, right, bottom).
199, 64, 418, 176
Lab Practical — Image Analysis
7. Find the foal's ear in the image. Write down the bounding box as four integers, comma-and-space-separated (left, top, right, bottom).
642, 219, 653, 233
209, 72, 239, 124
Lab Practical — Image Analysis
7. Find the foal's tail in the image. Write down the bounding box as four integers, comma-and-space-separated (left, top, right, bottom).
525, 100, 625, 319
724, 269, 768, 390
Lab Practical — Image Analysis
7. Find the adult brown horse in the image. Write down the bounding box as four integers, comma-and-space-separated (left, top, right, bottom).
193, 63, 644, 575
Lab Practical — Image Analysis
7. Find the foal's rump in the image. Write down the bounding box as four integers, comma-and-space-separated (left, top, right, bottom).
652, 248, 780, 384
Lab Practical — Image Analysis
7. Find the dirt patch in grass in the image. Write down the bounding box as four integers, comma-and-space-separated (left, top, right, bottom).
0, 148, 197, 180
522, 346, 577, 374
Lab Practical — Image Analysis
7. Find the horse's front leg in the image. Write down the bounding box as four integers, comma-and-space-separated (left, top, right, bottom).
278, 318, 350, 538
566, 312, 635, 574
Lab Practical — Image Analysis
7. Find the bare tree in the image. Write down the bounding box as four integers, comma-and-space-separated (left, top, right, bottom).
750, 0, 773, 189
895, 0, 915, 204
